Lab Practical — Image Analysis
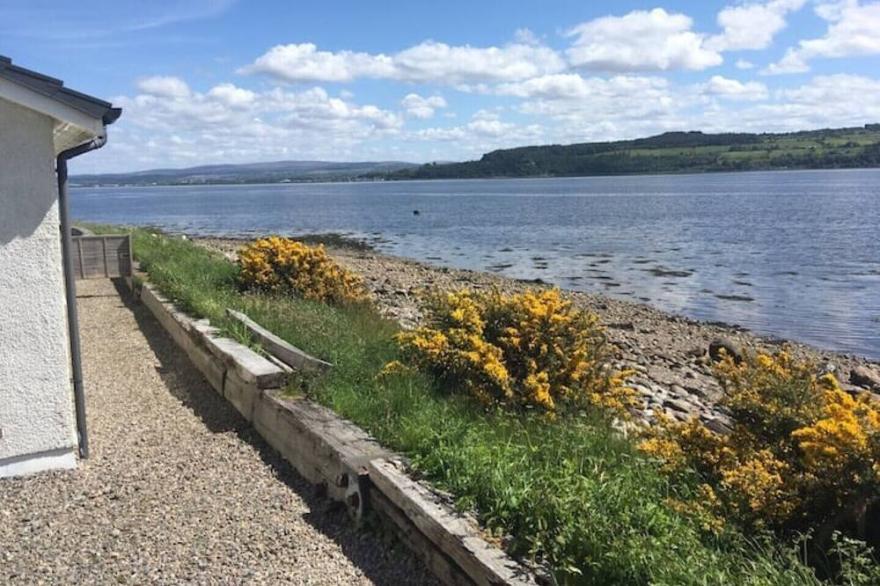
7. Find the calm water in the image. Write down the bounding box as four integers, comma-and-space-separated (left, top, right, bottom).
71, 169, 880, 359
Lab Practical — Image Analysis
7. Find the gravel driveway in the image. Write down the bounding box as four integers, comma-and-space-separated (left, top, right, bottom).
0, 279, 436, 585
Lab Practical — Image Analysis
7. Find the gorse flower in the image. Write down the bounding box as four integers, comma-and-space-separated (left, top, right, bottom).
238, 236, 367, 305
394, 288, 638, 416
719, 449, 796, 526
793, 388, 880, 486
640, 349, 880, 544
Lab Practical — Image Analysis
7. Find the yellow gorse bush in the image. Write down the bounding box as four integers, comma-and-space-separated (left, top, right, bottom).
238, 236, 367, 305
794, 388, 880, 492
640, 349, 880, 542
395, 288, 638, 416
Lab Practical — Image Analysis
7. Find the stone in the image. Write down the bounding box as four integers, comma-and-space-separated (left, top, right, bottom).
850, 365, 880, 390
708, 338, 743, 364
846, 386, 880, 403
662, 397, 693, 413
684, 384, 709, 399
704, 417, 733, 435
685, 347, 705, 358
819, 362, 837, 376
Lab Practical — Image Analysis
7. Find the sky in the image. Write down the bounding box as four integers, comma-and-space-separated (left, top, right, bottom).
2, 0, 879, 173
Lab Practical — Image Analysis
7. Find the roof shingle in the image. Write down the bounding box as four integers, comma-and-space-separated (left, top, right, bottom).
0, 55, 121, 126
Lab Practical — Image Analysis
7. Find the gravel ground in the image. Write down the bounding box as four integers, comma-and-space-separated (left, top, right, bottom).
0, 279, 436, 585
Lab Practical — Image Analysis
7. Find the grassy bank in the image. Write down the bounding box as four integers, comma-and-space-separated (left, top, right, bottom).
113, 227, 821, 584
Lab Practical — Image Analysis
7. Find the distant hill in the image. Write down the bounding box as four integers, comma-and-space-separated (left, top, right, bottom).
74, 124, 880, 187
378, 124, 880, 180
71, 160, 419, 187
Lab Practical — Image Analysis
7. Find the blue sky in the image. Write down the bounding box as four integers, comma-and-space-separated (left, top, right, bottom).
2, 0, 879, 173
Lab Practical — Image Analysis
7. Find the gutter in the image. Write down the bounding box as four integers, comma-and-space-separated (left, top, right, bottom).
56, 135, 108, 459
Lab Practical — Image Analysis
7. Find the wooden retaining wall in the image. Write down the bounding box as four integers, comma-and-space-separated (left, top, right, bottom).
134, 281, 539, 586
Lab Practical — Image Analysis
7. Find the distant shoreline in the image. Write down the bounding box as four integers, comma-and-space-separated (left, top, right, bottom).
72, 164, 880, 189
71, 125, 880, 187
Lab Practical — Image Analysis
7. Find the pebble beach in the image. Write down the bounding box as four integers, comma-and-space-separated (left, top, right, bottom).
197, 236, 880, 427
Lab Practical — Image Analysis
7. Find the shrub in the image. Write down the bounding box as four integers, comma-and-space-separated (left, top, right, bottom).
238, 236, 367, 305
127, 229, 827, 584
395, 288, 637, 416
640, 349, 880, 552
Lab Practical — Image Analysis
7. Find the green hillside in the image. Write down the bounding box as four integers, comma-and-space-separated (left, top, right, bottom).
385, 124, 880, 180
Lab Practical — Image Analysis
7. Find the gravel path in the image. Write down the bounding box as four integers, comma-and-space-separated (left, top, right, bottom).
0, 279, 436, 585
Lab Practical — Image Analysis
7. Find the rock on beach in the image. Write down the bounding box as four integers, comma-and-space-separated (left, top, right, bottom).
195, 236, 878, 425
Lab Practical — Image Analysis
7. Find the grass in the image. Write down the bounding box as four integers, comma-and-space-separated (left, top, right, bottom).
107, 226, 824, 585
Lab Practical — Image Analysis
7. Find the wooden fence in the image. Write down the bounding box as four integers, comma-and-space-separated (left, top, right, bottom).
71, 234, 132, 279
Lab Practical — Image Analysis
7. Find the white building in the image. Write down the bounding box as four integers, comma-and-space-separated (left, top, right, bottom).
0, 56, 120, 477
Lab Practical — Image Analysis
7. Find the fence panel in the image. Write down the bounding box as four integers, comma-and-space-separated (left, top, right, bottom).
71, 235, 132, 279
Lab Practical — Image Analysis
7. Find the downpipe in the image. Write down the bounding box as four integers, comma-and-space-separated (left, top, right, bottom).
56, 136, 107, 459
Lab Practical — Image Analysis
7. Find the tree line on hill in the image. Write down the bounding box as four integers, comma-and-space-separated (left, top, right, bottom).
374, 125, 880, 180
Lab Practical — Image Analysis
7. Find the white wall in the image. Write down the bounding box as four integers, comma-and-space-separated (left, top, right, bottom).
0, 97, 77, 477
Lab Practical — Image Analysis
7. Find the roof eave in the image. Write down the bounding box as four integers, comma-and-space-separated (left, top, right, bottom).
0, 55, 121, 153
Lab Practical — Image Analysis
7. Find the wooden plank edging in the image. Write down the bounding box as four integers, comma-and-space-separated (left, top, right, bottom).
133, 279, 541, 585
226, 308, 333, 373
369, 459, 539, 586
139, 284, 284, 389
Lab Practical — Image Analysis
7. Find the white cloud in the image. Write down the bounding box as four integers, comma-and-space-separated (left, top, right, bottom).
495, 73, 596, 99
497, 74, 672, 107
513, 28, 540, 46
770, 73, 880, 123
764, 1, 880, 74
694, 74, 880, 132
708, 0, 806, 51
136, 75, 191, 98
702, 75, 769, 100
763, 49, 811, 74
410, 110, 544, 155
79, 10, 880, 175
242, 40, 565, 85
492, 73, 686, 144
565, 8, 722, 71
401, 93, 447, 118
814, 0, 854, 20
83, 69, 880, 173
88, 80, 402, 172
393, 41, 565, 84
466, 110, 522, 138
207, 83, 256, 108
485, 72, 879, 146
240, 43, 394, 83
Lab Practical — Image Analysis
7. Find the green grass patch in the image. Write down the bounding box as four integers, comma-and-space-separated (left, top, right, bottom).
119, 227, 823, 585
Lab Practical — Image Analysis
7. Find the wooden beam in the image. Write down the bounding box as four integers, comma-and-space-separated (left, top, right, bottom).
77, 238, 85, 279
226, 308, 332, 373
101, 236, 108, 277
370, 488, 475, 586
368, 459, 538, 586
137, 277, 541, 586
253, 391, 391, 521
